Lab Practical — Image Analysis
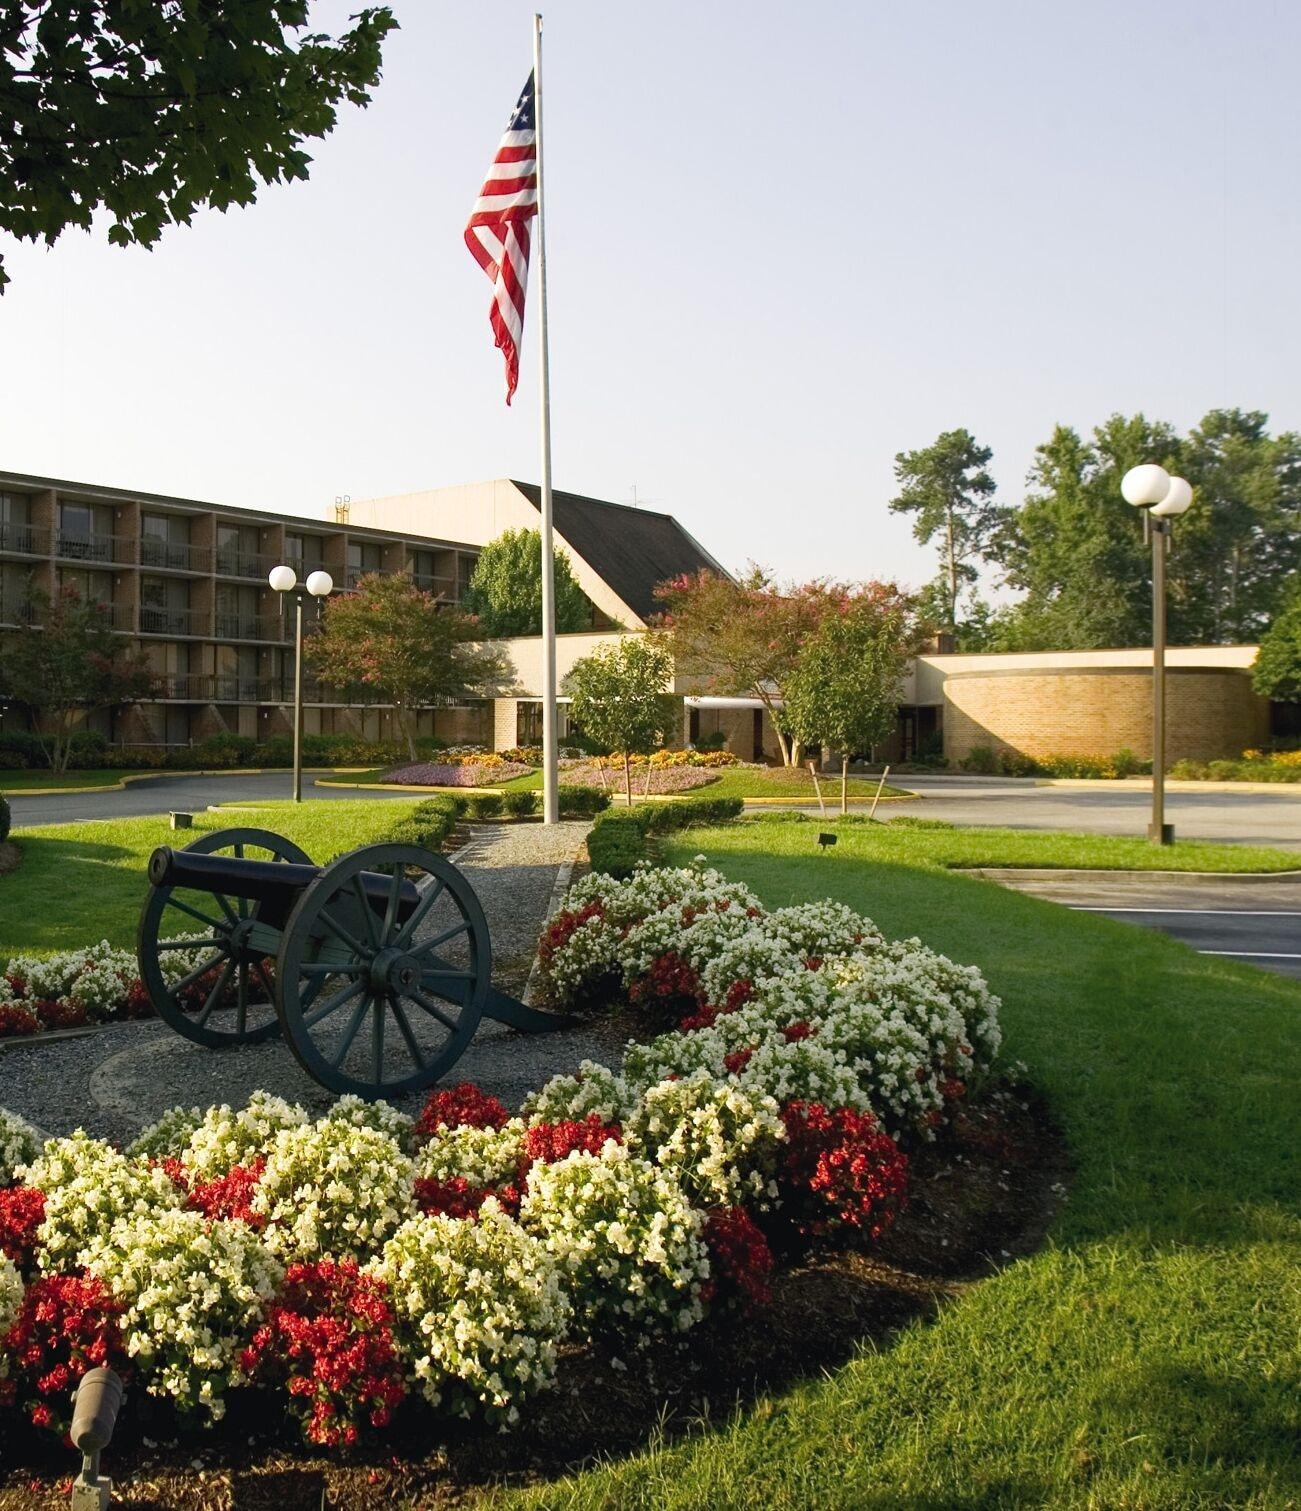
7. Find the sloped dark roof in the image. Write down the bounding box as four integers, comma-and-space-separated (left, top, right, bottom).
512, 482, 727, 624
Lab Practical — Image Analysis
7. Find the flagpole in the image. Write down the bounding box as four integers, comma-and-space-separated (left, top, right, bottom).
533, 11, 559, 826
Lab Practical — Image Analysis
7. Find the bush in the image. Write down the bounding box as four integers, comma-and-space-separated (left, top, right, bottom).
997, 750, 1039, 778
64, 731, 110, 770
691, 730, 728, 752
959, 745, 999, 774
381, 797, 463, 852
501, 789, 538, 819
556, 785, 610, 818
587, 814, 647, 878
638, 796, 744, 835
0, 795, 9, 844
189, 732, 257, 769
0, 733, 43, 769
461, 791, 504, 820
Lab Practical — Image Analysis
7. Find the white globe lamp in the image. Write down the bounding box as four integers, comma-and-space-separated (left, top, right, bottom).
306, 570, 334, 598
1121, 463, 1171, 507
1151, 476, 1193, 518
268, 564, 297, 593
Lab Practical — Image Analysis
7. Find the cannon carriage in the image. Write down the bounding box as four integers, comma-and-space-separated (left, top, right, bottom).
137, 826, 569, 1099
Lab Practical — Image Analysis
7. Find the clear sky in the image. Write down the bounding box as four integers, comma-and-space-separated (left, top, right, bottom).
0, 0, 1297, 595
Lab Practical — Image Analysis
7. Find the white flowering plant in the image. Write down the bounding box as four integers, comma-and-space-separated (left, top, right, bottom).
368, 1204, 570, 1425
0, 1107, 41, 1185
0, 938, 211, 1033
519, 1145, 710, 1337
80, 1206, 281, 1420
180, 1091, 310, 1178
416, 1120, 525, 1191
252, 1117, 416, 1261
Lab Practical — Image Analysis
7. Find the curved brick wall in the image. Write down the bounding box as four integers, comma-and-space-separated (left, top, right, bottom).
942, 667, 1269, 763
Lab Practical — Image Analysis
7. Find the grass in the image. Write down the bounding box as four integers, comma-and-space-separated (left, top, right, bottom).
0, 800, 423, 955
494, 816, 1301, 1510
0, 769, 139, 792
746, 813, 1301, 872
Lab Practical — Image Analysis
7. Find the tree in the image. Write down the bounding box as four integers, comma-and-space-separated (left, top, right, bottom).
462, 529, 592, 637
654, 567, 844, 767
307, 574, 507, 758
1253, 590, 1301, 704
0, 586, 157, 771
0, 2, 396, 291
782, 585, 916, 813
987, 410, 1301, 651
888, 430, 1005, 634
563, 636, 674, 806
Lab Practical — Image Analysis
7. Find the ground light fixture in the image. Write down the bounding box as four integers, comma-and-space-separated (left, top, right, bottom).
268, 564, 334, 802
70, 1366, 124, 1510
1120, 463, 1195, 844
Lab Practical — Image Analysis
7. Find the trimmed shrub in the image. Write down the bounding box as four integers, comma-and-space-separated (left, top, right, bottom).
382, 797, 463, 852
189, 733, 257, 769
639, 796, 744, 835
501, 789, 538, 819
0, 795, 9, 845
587, 814, 647, 878
556, 785, 611, 818
959, 745, 999, 775
64, 731, 110, 770
461, 791, 504, 820
0, 733, 43, 768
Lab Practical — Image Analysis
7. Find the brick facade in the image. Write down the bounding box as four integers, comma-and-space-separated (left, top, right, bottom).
941, 667, 1270, 764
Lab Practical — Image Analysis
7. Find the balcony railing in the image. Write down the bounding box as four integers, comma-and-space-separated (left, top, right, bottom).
0, 521, 50, 556
214, 612, 266, 641
55, 530, 119, 564
0, 599, 37, 627
138, 538, 212, 573
139, 605, 207, 636
215, 548, 277, 581
410, 572, 457, 598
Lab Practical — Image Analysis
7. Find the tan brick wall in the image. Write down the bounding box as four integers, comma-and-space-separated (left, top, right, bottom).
942, 668, 1270, 764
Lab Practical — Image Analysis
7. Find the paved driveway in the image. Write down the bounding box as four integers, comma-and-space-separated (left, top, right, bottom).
987, 871, 1301, 980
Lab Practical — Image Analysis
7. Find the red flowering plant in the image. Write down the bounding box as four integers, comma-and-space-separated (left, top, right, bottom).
1, 1273, 128, 1431
162, 1157, 267, 1227
239, 1259, 406, 1447
627, 951, 700, 1020
413, 1082, 510, 1143
0, 1187, 46, 1268
776, 1102, 910, 1241
701, 1206, 775, 1313
414, 1175, 510, 1220
518, 1115, 622, 1181
0, 1004, 39, 1038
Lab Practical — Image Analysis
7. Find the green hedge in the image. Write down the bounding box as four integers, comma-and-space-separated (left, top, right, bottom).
0, 795, 9, 845
502, 789, 538, 818
587, 796, 745, 877
379, 796, 464, 852
557, 785, 611, 818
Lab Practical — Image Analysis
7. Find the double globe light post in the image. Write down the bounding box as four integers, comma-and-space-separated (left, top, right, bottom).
1120, 464, 1195, 845
268, 565, 334, 802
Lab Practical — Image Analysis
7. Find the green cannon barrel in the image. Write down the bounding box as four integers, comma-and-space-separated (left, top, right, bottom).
147, 846, 422, 916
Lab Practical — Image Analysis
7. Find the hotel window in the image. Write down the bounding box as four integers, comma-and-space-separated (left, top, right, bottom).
216, 522, 261, 576
0, 563, 33, 624
0, 493, 31, 552
140, 577, 193, 634
141, 513, 191, 570
215, 583, 260, 639
346, 541, 383, 587
57, 501, 113, 561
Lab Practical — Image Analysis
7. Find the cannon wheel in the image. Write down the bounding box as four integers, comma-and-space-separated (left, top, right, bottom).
276, 843, 490, 1099
137, 827, 312, 1048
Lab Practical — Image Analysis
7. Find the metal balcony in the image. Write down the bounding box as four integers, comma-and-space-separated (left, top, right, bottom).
139, 605, 207, 636
54, 530, 119, 564
215, 548, 278, 582
214, 612, 267, 641
0, 521, 50, 556
138, 538, 212, 573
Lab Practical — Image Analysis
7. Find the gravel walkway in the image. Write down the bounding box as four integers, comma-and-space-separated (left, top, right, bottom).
0, 822, 623, 1144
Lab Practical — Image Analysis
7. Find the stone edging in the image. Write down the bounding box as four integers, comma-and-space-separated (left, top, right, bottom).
963, 866, 1301, 883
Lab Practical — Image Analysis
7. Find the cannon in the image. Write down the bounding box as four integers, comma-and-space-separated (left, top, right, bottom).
137, 826, 570, 1099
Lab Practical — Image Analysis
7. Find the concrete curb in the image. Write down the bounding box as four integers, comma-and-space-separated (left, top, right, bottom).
5, 767, 362, 798
1034, 778, 1301, 796
963, 866, 1301, 884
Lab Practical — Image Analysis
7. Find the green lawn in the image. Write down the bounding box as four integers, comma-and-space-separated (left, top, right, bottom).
752, 813, 1301, 872
498, 817, 1301, 1509
0, 769, 139, 792
0, 801, 422, 955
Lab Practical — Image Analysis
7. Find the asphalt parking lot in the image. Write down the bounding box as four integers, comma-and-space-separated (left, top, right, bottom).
989, 871, 1301, 980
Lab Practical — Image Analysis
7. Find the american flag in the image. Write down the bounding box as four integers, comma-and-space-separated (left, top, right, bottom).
465, 73, 538, 404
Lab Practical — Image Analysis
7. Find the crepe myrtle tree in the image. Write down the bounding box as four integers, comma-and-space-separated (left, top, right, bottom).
307, 573, 508, 759
0, 1, 396, 292
0, 586, 158, 771
781, 584, 916, 814
564, 636, 675, 807
653, 567, 851, 768
1253, 588, 1301, 704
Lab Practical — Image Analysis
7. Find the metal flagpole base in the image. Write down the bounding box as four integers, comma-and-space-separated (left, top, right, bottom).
1148, 822, 1174, 845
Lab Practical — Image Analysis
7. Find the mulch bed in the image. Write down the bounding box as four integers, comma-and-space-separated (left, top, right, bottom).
0, 1083, 1069, 1511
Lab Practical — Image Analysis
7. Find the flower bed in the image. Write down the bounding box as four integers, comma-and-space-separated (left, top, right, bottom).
380, 759, 533, 787
0, 862, 1003, 1451
0, 940, 212, 1039
557, 760, 719, 794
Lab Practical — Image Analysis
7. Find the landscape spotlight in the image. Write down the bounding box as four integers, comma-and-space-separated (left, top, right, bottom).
70, 1366, 124, 1510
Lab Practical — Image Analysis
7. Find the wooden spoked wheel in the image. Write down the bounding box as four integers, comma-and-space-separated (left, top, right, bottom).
136, 827, 311, 1048
275, 844, 490, 1099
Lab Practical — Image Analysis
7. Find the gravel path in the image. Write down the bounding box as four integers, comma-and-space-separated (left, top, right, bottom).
0, 822, 622, 1144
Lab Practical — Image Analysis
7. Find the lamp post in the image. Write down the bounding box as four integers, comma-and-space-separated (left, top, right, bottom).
269, 565, 334, 802
1120, 464, 1194, 844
